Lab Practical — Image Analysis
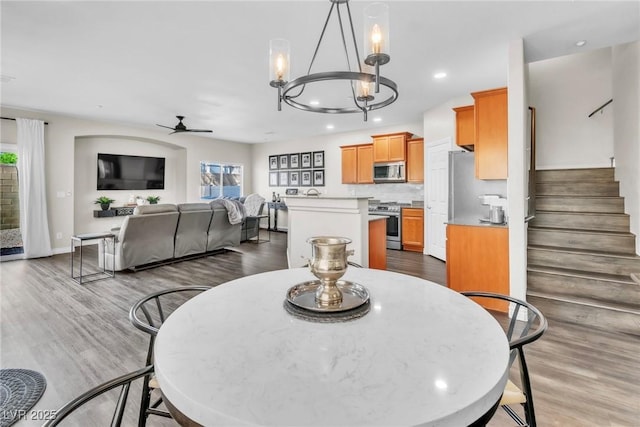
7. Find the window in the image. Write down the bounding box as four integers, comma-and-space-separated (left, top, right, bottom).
200, 162, 243, 199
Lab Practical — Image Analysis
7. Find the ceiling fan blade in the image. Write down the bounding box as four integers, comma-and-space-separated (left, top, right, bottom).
157, 124, 176, 130
188, 129, 213, 133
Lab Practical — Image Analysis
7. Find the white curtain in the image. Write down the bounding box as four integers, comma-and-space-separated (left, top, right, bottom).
17, 118, 52, 258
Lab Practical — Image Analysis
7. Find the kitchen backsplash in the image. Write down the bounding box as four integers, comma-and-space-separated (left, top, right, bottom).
347, 183, 424, 204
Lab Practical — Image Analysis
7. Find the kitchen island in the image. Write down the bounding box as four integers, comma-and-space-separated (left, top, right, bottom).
284, 196, 378, 268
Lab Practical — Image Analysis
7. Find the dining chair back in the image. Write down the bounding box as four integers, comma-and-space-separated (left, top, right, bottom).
461, 291, 548, 427
129, 286, 211, 426
43, 365, 154, 426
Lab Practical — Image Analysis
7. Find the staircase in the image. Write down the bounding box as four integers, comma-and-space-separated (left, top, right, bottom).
527, 167, 640, 336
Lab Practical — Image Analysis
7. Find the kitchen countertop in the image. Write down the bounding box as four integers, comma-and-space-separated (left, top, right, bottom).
368, 215, 387, 222
447, 217, 509, 228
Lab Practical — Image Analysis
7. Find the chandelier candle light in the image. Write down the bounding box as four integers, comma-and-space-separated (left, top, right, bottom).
269, 0, 397, 121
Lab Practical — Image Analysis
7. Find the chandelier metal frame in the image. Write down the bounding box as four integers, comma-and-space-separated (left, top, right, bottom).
269, 0, 398, 121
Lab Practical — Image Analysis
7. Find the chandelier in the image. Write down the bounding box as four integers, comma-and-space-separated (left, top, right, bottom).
269, 0, 398, 122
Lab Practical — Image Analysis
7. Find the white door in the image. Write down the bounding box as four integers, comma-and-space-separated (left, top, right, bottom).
425, 137, 452, 261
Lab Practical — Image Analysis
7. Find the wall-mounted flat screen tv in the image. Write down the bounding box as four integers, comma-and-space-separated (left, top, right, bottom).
97, 153, 165, 190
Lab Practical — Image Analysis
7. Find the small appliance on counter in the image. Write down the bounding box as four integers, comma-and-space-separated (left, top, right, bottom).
479, 194, 507, 224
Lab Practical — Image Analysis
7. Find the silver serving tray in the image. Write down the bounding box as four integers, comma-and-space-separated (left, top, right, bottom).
286, 280, 370, 313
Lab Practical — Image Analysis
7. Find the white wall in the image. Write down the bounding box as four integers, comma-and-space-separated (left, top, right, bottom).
74, 136, 187, 234
507, 39, 528, 301
528, 47, 614, 170
423, 94, 474, 144
0, 107, 253, 253
251, 122, 424, 229
612, 41, 640, 254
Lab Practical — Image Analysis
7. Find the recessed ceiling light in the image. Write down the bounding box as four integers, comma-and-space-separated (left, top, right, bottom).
575, 40, 587, 47
326, 124, 334, 130
373, 117, 382, 122
433, 72, 447, 79
310, 100, 320, 106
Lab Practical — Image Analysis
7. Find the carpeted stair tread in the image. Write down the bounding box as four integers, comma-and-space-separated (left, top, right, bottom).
527, 264, 636, 285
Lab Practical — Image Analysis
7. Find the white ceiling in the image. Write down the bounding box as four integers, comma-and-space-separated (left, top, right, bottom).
1, 1, 638, 144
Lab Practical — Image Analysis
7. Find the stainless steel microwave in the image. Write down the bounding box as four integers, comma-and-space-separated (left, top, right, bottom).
373, 161, 406, 183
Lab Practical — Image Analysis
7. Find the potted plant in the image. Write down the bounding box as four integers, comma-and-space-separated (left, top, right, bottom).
146, 195, 161, 205
95, 196, 115, 211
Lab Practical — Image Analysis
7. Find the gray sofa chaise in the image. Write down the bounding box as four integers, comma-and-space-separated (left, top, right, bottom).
99, 202, 242, 271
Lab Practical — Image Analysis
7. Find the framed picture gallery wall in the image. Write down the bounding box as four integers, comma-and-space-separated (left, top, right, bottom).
268, 150, 324, 187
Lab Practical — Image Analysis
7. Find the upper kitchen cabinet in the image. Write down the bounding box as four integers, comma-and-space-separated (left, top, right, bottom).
471, 87, 508, 180
406, 137, 424, 183
341, 144, 374, 184
452, 105, 475, 149
372, 132, 413, 162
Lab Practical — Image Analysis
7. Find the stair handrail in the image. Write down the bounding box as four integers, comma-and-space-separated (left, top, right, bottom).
525, 106, 536, 223
588, 99, 613, 118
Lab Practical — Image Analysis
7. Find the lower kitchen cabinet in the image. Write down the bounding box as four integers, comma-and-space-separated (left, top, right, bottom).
401, 208, 424, 252
369, 217, 387, 269
446, 224, 509, 312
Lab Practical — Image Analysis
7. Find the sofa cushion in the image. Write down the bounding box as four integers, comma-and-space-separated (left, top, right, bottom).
177, 202, 212, 212
134, 203, 178, 215
175, 203, 213, 258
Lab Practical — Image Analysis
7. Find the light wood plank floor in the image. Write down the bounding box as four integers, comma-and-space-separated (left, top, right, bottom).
1, 231, 638, 426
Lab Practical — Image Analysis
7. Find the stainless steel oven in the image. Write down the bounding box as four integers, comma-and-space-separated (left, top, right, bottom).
369, 204, 404, 250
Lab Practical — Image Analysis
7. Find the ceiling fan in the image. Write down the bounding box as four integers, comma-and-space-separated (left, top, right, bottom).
157, 115, 213, 135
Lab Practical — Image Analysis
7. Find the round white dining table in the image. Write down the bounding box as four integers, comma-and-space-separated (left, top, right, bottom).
154, 268, 509, 427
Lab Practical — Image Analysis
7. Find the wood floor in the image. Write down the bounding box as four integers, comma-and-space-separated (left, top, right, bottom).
1, 231, 638, 426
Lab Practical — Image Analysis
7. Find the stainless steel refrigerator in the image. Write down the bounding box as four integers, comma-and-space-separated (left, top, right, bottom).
448, 151, 507, 224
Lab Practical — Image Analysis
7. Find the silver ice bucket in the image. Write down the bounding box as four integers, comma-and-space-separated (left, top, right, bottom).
307, 236, 354, 306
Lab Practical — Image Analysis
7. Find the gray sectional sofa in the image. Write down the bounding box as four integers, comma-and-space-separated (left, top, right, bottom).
99, 202, 241, 271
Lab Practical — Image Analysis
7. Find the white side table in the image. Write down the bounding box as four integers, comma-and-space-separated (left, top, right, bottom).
70, 232, 115, 284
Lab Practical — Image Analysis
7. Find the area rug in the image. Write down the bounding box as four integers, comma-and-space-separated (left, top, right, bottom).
0, 369, 47, 427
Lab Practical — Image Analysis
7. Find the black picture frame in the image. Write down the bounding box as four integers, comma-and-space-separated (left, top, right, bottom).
269, 172, 278, 187
279, 155, 289, 170
313, 151, 324, 168
313, 169, 325, 186
301, 169, 312, 187
278, 171, 288, 186
289, 153, 300, 169
269, 156, 278, 170
301, 152, 312, 168
289, 170, 300, 186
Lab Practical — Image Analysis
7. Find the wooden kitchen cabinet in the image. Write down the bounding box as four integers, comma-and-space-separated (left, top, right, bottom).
369, 217, 387, 270
452, 105, 475, 149
406, 137, 424, 183
446, 224, 509, 312
372, 132, 413, 162
471, 87, 508, 179
341, 144, 373, 184
401, 207, 424, 252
